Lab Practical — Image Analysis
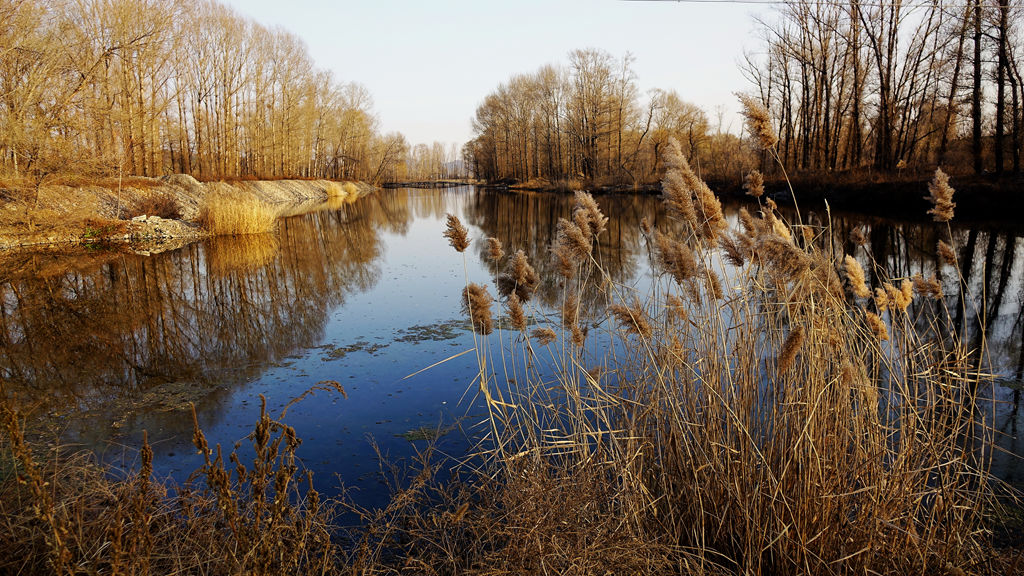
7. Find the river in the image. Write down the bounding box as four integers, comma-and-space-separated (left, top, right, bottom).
1, 186, 1021, 506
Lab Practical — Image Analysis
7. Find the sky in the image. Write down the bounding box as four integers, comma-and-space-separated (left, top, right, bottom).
222, 0, 770, 148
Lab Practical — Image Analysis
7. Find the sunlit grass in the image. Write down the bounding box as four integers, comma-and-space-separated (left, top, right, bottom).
198, 188, 277, 235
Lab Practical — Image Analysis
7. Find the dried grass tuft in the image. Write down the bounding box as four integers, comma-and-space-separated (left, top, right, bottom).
198, 189, 277, 235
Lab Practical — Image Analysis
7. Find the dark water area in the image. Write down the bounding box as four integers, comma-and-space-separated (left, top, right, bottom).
1, 187, 1022, 506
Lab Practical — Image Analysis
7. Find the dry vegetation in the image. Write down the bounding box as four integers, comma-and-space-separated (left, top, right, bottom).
420, 139, 1012, 574
198, 189, 278, 236
0, 124, 1018, 574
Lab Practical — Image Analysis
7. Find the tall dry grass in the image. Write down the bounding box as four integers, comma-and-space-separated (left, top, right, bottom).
420, 137, 1009, 574
325, 180, 360, 200
198, 188, 277, 235
0, 392, 342, 576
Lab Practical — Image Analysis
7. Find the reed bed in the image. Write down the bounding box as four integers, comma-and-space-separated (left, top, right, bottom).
198, 188, 277, 235
412, 136, 1009, 574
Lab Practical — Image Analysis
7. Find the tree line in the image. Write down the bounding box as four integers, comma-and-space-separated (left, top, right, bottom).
464, 48, 754, 188
744, 0, 1024, 175
0, 0, 409, 185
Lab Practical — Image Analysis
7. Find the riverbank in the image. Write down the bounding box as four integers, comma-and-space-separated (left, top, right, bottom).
0, 176, 375, 251
480, 173, 1024, 226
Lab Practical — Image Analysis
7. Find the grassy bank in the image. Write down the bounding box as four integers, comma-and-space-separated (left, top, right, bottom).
0, 176, 372, 249
0, 135, 1019, 574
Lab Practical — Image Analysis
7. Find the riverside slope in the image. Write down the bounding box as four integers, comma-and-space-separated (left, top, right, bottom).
0, 175, 375, 251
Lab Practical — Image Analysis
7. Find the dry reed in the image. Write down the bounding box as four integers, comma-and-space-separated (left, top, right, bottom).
927, 167, 956, 222
430, 130, 1004, 576
486, 237, 505, 262
738, 93, 779, 149
461, 283, 494, 335
443, 213, 470, 252
743, 169, 765, 198
198, 188, 277, 235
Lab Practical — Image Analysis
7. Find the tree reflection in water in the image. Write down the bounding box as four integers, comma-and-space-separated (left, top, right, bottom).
0, 187, 1021, 489
0, 192, 412, 448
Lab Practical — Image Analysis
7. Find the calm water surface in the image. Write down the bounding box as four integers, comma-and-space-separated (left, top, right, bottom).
1, 186, 1022, 504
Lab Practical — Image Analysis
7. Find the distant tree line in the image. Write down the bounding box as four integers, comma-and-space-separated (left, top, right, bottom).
404, 142, 469, 181
744, 0, 1024, 175
0, 0, 406, 185
464, 49, 754, 188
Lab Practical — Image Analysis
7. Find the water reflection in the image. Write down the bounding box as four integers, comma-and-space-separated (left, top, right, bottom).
0, 187, 1021, 489
0, 194, 409, 444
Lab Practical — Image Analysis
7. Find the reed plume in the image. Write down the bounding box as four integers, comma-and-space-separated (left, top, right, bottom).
843, 255, 870, 298
886, 279, 913, 312
562, 293, 580, 330
874, 287, 889, 312
743, 169, 765, 198
555, 218, 592, 262
912, 274, 943, 300
738, 92, 778, 149
662, 137, 726, 241
506, 293, 527, 332
705, 270, 724, 300
486, 237, 505, 262
497, 249, 539, 302
738, 206, 761, 238
756, 234, 808, 279
661, 139, 699, 230
850, 227, 868, 246
777, 325, 804, 374
609, 298, 652, 339
573, 191, 608, 240
926, 168, 956, 222
654, 230, 698, 284
531, 327, 557, 346
937, 240, 957, 265
866, 311, 889, 341
462, 283, 494, 335
719, 232, 746, 267
443, 213, 470, 253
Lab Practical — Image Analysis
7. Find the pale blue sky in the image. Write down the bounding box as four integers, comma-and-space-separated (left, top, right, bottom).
223, 0, 767, 148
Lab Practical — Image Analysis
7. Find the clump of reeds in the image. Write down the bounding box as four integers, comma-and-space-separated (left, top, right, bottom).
0, 390, 343, 575
328, 181, 359, 198
198, 188, 277, 235
433, 115, 1002, 576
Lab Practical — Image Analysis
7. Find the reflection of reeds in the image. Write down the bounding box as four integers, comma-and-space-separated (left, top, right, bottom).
198, 189, 277, 235
205, 234, 280, 276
